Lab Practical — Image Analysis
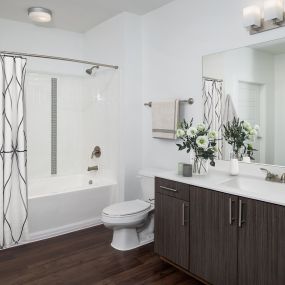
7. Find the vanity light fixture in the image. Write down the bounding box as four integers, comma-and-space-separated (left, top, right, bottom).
264, 0, 283, 22
243, 5, 262, 29
28, 7, 52, 23
244, 0, 285, 34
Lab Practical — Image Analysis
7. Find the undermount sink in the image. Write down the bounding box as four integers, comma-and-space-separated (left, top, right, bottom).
191, 171, 233, 185
219, 176, 285, 195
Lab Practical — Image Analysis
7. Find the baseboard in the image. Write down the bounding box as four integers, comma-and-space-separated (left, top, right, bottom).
29, 217, 103, 243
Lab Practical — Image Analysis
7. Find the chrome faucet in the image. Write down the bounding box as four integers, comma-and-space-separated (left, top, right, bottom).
88, 165, 99, 171
281, 173, 285, 183
260, 168, 285, 184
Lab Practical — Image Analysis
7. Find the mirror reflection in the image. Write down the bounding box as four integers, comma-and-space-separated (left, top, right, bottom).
203, 38, 285, 166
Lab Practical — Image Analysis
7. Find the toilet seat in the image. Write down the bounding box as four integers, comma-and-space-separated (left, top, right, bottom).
102, 199, 151, 217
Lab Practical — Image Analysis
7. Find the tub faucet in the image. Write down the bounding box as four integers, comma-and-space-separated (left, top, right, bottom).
88, 165, 99, 171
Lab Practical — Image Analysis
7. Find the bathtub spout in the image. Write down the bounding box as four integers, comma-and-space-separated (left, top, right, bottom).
87, 165, 99, 171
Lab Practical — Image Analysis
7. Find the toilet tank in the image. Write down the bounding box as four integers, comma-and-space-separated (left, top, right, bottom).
138, 169, 163, 201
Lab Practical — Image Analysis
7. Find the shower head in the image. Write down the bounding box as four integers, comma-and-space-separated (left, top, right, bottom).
86, 65, 99, 75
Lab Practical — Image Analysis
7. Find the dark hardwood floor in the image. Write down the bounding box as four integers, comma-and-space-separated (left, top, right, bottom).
0, 225, 201, 285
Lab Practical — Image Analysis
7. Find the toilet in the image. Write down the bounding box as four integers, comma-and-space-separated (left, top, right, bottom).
102, 169, 156, 251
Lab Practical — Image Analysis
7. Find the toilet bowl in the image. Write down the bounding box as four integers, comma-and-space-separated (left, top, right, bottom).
102, 199, 154, 251
101, 169, 159, 251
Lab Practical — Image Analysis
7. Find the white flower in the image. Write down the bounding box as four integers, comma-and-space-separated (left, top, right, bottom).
197, 123, 206, 132
248, 134, 255, 142
249, 128, 257, 136
187, 127, 197, 137
208, 130, 218, 140
196, 136, 209, 149
254, 124, 260, 131
242, 121, 251, 131
176, 129, 185, 138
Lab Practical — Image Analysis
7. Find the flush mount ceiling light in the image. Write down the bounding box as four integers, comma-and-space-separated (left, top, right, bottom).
243, 0, 285, 35
28, 7, 52, 23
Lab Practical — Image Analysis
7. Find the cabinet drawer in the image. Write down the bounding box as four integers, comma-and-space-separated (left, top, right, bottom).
155, 177, 190, 201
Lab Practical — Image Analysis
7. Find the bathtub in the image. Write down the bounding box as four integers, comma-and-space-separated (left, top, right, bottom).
28, 174, 117, 242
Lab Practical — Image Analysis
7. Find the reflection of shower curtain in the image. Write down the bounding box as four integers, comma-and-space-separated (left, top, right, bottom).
203, 78, 223, 159
0, 55, 28, 248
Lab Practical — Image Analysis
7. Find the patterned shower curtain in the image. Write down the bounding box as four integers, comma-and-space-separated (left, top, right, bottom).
0, 55, 28, 248
202, 78, 223, 159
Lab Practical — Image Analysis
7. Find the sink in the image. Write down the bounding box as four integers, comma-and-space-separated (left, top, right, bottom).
219, 176, 285, 196
190, 171, 233, 186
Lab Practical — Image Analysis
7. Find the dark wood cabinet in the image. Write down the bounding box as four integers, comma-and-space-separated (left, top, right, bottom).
155, 178, 190, 269
189, 186, 238, 285
154, 177, 285, 285
238, 197, 285, 285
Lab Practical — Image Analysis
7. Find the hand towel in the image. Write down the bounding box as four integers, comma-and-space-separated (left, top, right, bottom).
223, 94, 237, 124
152, 100, 179, 140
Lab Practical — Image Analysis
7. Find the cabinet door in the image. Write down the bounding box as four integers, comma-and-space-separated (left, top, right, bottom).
190, 187, 238, 285
238, 198, 285, 285
154, 192, 189, 269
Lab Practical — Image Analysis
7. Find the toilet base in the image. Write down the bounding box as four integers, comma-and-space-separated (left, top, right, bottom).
111, 228, 154, 251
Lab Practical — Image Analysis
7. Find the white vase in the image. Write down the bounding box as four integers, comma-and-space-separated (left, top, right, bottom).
229, 152, 239, 176
193, 157, 209, 175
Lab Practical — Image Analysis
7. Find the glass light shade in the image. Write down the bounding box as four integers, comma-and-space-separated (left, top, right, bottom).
264, 0, 284, 21
28, 8, 52, 23
243, 6, 262, 28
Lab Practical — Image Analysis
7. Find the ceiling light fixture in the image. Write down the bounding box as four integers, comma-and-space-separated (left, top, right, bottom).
28, 7, 52, 23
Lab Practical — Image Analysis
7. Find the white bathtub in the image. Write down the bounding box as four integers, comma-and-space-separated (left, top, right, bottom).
28, 174, 117, 242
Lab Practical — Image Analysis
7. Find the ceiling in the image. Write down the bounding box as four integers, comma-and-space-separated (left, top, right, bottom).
0, 0, 175, 33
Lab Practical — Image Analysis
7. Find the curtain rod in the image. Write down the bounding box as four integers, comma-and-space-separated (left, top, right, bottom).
0, 51, 119, 70
203, 76, 223, 82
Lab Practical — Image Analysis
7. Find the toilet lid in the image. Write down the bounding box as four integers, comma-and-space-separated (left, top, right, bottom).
103, 199, 151, 216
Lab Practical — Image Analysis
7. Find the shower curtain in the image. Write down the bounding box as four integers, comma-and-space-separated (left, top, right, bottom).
0, 55, 28, 249
202, 78, 223, 159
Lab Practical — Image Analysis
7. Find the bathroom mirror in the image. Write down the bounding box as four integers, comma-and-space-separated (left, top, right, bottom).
202, 37, 285, 166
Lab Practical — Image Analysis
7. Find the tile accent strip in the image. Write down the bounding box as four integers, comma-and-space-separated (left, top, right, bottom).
51, 78, 57, 175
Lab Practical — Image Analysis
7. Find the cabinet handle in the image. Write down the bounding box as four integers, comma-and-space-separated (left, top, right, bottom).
229, 198, 235, 225
238, 200, 246, 228
181, 203, 189, 226
182, 203, 185, 226
160, 186, 177, 192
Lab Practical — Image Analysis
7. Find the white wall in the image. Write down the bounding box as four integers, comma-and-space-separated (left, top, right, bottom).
141, 0, 285, 170
84, 13, 143, 201
0, 18, 84, 75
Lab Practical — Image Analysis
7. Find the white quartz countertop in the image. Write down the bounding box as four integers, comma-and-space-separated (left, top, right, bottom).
155, 169, 285, 207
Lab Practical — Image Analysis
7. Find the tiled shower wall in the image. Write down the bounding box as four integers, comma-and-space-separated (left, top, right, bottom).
25, 71, 119, 180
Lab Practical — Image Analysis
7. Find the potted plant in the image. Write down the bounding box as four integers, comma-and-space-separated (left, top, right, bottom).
223, 117, 259, 161
176, 119, 218, 175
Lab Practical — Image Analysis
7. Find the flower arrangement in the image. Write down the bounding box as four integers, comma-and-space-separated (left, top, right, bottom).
176, 119, 218, 174
223, 117, 259, 160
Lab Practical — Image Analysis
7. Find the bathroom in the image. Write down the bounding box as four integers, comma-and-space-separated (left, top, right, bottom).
1, 0, 285, 284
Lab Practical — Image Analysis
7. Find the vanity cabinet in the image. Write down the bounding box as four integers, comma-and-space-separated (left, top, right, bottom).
238, 197, 285, 285
154, 178, 285, 285
154, 178, 190, 269
189, 186, 238, 285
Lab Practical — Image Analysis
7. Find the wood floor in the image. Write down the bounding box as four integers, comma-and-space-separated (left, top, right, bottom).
0, 225, 201, 285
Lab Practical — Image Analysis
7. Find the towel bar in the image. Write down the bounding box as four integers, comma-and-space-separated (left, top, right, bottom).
144, 98, 194, 107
